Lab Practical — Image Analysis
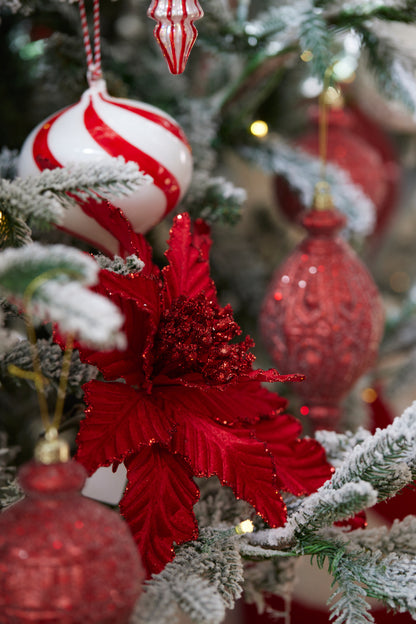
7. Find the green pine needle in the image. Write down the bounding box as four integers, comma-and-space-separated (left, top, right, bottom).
299, 9, 333, 78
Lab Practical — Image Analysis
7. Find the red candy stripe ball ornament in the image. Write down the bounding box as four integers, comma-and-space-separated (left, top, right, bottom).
17, 78, 193, 255
275, 105, 400, 239
0, 440, 144, 623
147, 0, 204, 74
260, 183, 384, 431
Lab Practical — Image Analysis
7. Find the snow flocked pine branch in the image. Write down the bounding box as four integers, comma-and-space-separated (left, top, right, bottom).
0, 158, 151, 247
192, 1, 416, 232
0, 337, 97, 399
200, 0, 416, 95
132, 527, 244, 624
0, 243, 128, 350
0, 432, 20, 511
241, 140, 376, 237
132, 402, 416, 624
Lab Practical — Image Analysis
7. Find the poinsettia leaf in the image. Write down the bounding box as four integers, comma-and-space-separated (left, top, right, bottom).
247, 368, 305, 384
76, 380, 176, 474
255, 415, 333, 496
68, 271, 161, 384
67, 297, 152, 385
192, 218, 212, 262
96, 270, 161, 320
153, 377, 286, 426
162, 213, 217, 305
335, 510, 367, 531
166, 391, 287, 526
176, 368, 304, 388
79, 197, 157, 275
120, 446, 200, 576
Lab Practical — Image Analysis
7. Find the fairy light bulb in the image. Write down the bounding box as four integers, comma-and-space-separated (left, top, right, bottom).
235, 519, 254, 535
250, 120, 269, 138
301, 50, 314, 62
362, 388, 378, 404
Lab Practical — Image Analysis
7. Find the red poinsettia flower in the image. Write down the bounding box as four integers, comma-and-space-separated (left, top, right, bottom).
73, 212, 332, 576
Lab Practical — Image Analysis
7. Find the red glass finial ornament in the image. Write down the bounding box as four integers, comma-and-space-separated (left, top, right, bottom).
0, 441, 144, 623
147, 0, 204, 74
260, 183, 384, 431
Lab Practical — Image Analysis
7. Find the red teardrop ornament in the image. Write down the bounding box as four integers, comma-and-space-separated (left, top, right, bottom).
0, 460, 144, 623
147, 0, 204, 74
259, 204, 384, 431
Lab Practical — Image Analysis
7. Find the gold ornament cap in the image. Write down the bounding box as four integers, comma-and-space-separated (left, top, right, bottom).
323, 86, 344, 109
313, 181, 334, 211
34, 427, 70, 465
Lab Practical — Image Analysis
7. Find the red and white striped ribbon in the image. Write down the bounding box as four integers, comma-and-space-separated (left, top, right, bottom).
78, 0, 102, 84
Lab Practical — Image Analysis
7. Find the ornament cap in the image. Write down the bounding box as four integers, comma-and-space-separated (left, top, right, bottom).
34, 428, 70, 465
312, 181, 334, 211
323, 87, 345, 110
18, 458, 87, 496
302, 203, 346, 237
82, 77, 107, 97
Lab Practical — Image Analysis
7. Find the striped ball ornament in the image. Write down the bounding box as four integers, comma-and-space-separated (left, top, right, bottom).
17, 79, 193, 255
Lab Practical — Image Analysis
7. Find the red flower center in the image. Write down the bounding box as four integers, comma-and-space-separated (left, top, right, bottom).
153, 294, 255, 384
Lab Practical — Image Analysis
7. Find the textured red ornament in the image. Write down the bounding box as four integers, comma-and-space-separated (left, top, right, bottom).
147, 0, 204, 74
275, 106, 400, 238
259, 206, 384, 431
0, 460, 144, 623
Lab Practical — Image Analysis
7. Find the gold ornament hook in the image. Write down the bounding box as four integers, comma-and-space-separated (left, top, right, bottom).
34, 427, 70, 465
313, 180, 334, 211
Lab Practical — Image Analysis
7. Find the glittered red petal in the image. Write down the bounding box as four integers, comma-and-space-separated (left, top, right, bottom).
97, 271, 161, 319
170, 404, 287, 527
237, 368, 305, 384
120, 447, 200, 576
76, 381, 175, 475
79, 197, 157, 276
335, 510, 367, 531
154, 379, 286, 426
255, 414, 333, 496
73, 297, 153, 385
74, 272, 161, 384
192, 218, 212, 262
162, 213, 217, 306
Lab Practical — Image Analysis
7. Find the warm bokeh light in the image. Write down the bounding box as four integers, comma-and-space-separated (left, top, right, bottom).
235, 519, 254, 534
250, 120, 269, 138
361, 387, 378, 404
300, 50, 314, 62
332, 56, 357, 82
390, 271, 410, 293
323, 86, 344, 108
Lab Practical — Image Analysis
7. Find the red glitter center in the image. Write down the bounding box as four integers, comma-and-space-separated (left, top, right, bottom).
153, 294, 255, 384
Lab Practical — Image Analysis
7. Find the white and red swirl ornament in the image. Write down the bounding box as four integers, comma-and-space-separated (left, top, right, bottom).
17, 79, 193, 255
147, 0, 204, 74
